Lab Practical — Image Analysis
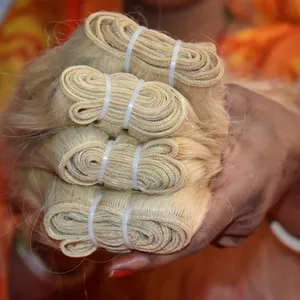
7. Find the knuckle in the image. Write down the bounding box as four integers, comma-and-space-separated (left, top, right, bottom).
193, 225, 220, 250
231, 214, 263, 236
216, 236, 248, 248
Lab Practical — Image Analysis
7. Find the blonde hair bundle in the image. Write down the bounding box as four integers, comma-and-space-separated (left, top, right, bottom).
32, 126, 186, 193
30, 125, 217, 195
14, 65, 202, 141
22, 170, 209, 257
82, 12, 223, 88
60, 66, 187, 141
46, 184, 209, 257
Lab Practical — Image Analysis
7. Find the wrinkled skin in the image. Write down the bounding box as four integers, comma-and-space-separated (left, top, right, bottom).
107, 84, 300, 274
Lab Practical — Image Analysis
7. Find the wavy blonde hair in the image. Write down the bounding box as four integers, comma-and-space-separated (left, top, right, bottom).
1, 12, 228, 257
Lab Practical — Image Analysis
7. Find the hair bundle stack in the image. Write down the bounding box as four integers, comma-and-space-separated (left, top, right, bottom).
1, 11, 229, 257
5, 11, 228, 153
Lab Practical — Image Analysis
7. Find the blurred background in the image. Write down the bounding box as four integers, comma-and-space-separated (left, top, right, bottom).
0, 0, 122, 111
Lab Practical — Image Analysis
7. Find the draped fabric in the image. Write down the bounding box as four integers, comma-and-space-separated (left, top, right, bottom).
0, 0, 122, 111
221, 0, 300, 81
226, 0, 300, 24
0, 0, 64, 111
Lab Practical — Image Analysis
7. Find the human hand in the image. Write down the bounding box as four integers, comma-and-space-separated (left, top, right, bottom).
106, 84, 300, 277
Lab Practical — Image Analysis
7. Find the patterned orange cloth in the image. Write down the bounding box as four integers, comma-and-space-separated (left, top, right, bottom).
0, 0, 64, 111
0, 0, 122, 110
221, 0, 300, 81
227, 0, 300, 24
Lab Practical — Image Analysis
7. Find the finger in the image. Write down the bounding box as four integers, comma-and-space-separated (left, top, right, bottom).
212, 211, 264, 249
223, 213, 263, 235
107, 241, 198, 277
226, 84, 254, 120
214, 235, 248, 248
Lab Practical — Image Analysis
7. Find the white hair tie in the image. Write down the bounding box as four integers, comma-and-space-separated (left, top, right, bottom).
97, 74, 111, 120
123, 80, 144, 129
124, 26, 146, 73
132, 145, 143, 190
97, 140, 114, 184
88, 192, 104, 248
169, 40, 182, 87
122, 200, 133, 249
270, 220, 300, 254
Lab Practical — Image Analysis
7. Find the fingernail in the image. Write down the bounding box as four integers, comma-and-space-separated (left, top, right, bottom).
109, 269, 134, 278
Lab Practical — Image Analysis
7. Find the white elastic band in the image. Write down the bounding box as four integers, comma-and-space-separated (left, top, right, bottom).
122, 201, 133, 249
169, 40, 182, 87
124, 26, 146, 73
97, 74, 111, 120
270, 220, 300, 254
123, 80, 144, 129
97, 140, 114, 184
88, 192, 104, 248
132, 145, 143, 190
297, 74, 300, 101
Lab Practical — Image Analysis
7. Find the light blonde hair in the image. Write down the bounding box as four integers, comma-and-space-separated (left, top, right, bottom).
1, 11, 228, 257
5, 12, 228, 149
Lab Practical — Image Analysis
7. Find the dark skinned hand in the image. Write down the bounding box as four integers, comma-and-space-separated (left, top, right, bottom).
107, 84, 300, 275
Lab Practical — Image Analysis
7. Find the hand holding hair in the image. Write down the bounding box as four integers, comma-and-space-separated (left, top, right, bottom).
107, 84, 300, 275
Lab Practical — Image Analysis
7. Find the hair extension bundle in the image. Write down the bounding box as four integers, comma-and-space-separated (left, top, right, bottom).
26, 170, 210, 257
58, 66, 188, 141
82, 12, 223, 88
29, 125, 217, 194
14, 65, 201, 141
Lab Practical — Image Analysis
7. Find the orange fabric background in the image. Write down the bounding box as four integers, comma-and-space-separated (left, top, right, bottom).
0, 0, 64, 110
227, 0, 300, 24
222, 0, 300, 81
0, 0, 122, 111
